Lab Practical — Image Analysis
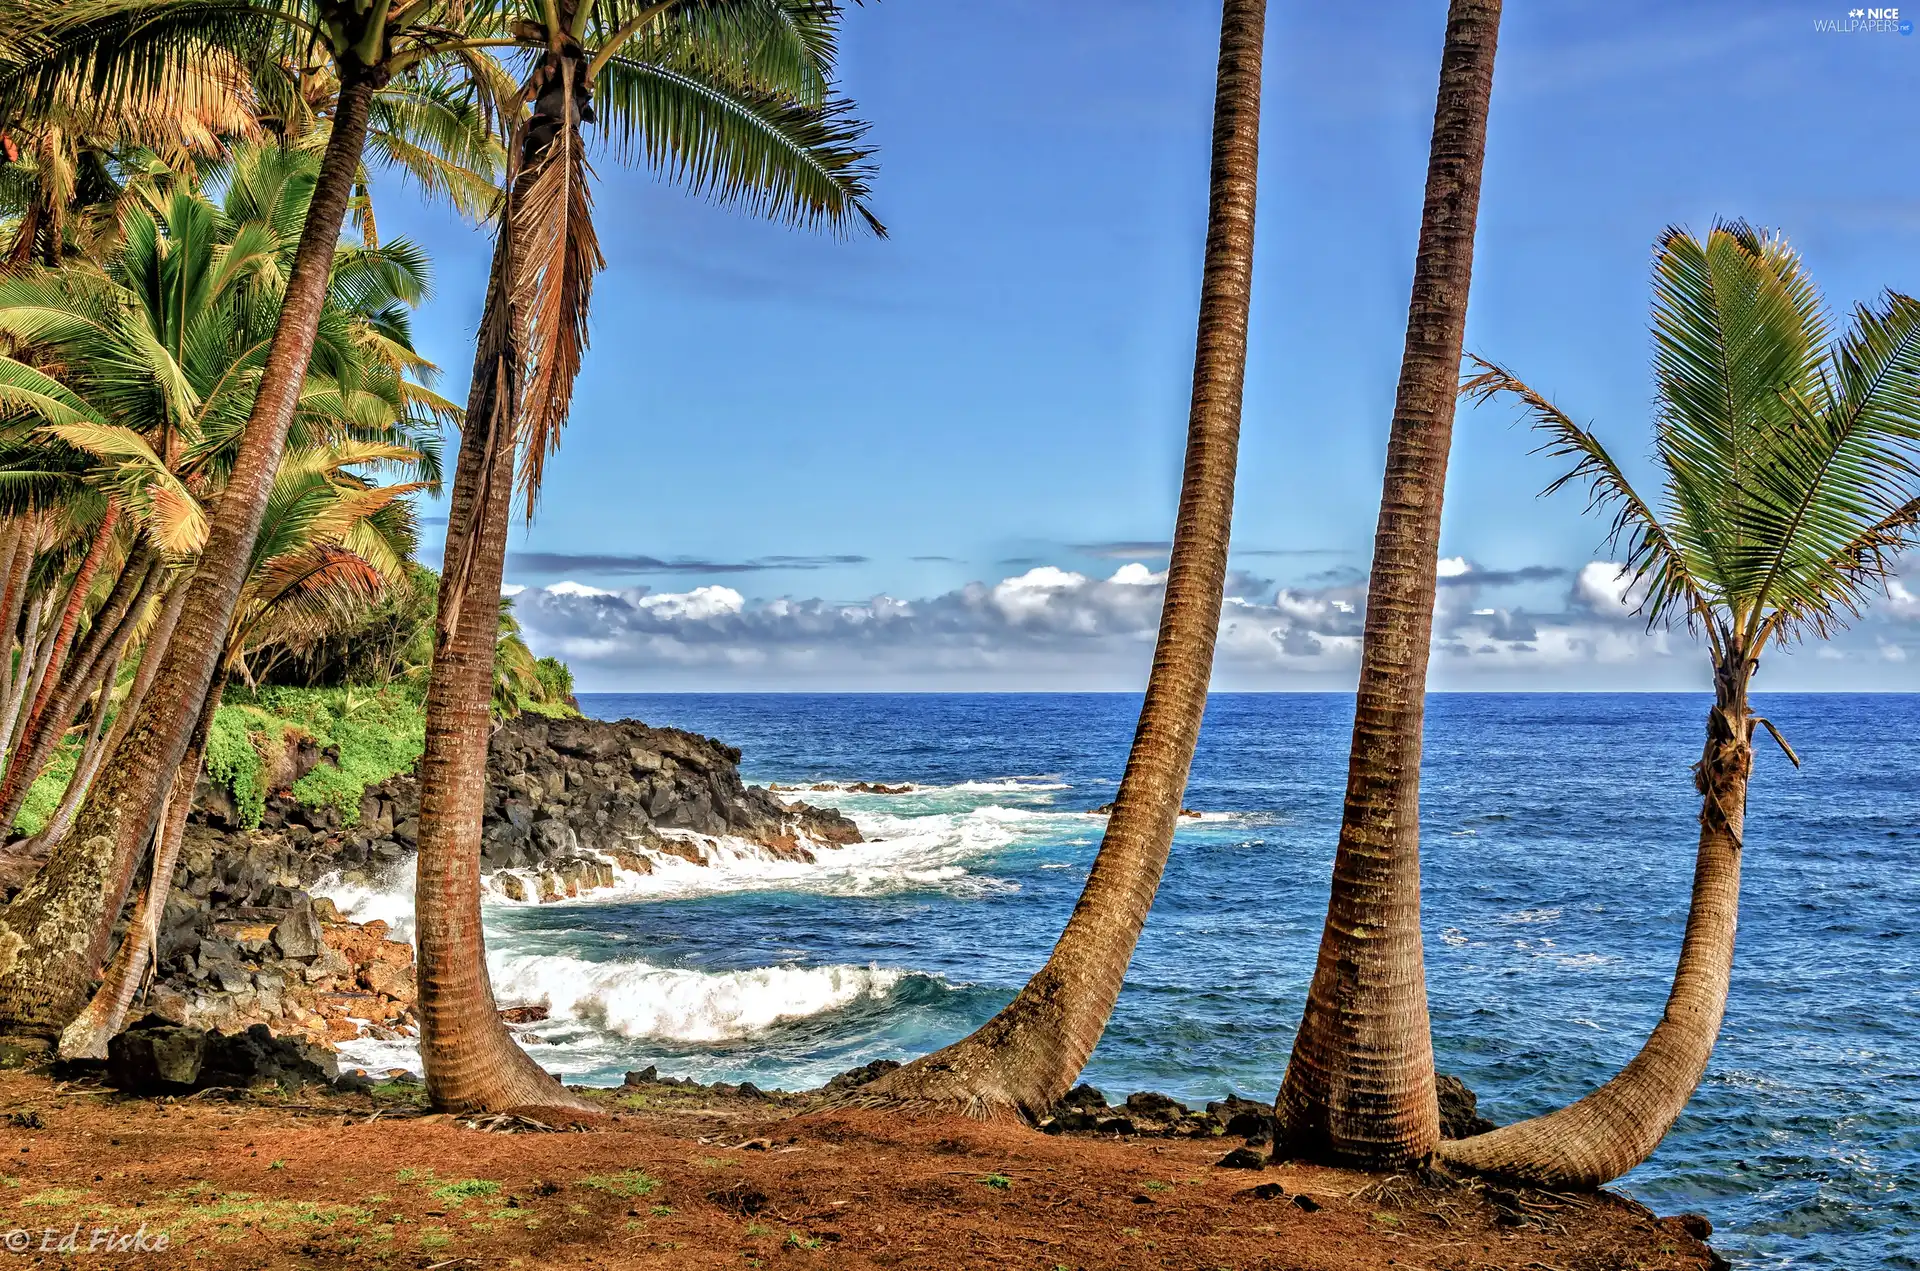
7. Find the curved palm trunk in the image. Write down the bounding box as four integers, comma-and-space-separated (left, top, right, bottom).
1273, 0, 1501, 1169
1441, 666, 1749, 1186
0, 76, 378, 1046
35, 573, 190, 851
32, 646, 126, 852
854, 0, 1265, 1120
0, 519, 26, 671
0, 503, 121, 818
0, 595, 48, 784
57, 684, 219, 1060
415, 189, 586, 1114
5, 594, 61, 761
0, 549, 157, 834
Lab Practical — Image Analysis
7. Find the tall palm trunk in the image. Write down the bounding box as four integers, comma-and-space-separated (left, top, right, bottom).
0, 518, 25, 673
57, 683, 220, 1060
36, 573, 190, 852
854, 0, 1265, 1119
0, 548, 156, 834
5, 593, 61, 761
1441, 661, 1749, 1186
0, 75, 379, 1046
36, 647, 124, 851
0, 503, 121, 817
1273, 0, 1501, 1168
0, 593, 50, 775
414, 178, 585, 1113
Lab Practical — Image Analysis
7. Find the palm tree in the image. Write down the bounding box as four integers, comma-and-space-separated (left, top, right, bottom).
414, 0, 883, 1113
0, 145, 441, 829
1273, 0, 1502, 1169
851, 0, 1266, 1119
0, 0, 505, 1018
1441, 224, 1920, 1188
0, 0, 874, 1057
59, 429, 425, 1059
0, 148, 440, 1042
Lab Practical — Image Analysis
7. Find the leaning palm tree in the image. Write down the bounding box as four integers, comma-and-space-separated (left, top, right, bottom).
852, 0, 1266, 1118
0, 150, 440, 1042
1442, 223, 1920, 1188
0, 0, 875, 1056
1274, 0, 1502, 1168
415, 0, 884, 1114
0, 0, 504, 1025
59, 432, 424, 1059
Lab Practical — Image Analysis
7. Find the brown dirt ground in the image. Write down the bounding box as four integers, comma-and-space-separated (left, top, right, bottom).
0, 1071, 1718, 1270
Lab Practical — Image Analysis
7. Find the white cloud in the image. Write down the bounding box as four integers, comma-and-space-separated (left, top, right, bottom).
1572, 561, 1648, 619
505, 555, 1920, 690
1437, 556, 1472, 578
635, 585, 744, 620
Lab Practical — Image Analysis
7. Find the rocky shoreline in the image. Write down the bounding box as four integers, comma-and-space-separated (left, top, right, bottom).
123, 713, 860, 1054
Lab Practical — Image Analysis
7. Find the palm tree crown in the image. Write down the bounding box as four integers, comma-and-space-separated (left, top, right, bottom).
1471, 222, 1920, 672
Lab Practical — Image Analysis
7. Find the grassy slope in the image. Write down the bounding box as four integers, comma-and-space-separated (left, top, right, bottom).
14, 685, 578, 836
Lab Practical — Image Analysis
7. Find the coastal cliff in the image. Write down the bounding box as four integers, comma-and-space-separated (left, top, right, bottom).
131, 714, 859, 1051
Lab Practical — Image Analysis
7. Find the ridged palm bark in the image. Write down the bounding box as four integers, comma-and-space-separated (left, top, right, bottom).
1274, 0, 1501, 1168
0, 78, 377, 1045
0, 501, 120, 818
56, 683, 218, 1060
0, 541, 155, 833
855, 0, 1266, 1119
1439, 658, 1749, 1186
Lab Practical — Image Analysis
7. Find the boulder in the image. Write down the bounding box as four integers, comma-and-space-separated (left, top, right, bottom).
1436, 1073, 1497, 1140
271, 902, 324, 961
823, 1058, 902, 1092
106, 1019, 208, 1091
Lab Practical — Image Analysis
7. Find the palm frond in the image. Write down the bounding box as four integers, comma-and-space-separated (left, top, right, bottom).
509, 72, 602, 508
593, 52, 883, 236
1465, 356, 1709, 630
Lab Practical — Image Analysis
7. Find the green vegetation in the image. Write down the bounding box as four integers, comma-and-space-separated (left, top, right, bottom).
11, 627, 575, 835
579, 1170, 660, 1199
200, 688, 426, 829
430, 1179, 502, 1206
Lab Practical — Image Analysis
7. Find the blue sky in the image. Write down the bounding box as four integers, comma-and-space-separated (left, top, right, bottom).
374, 0, 1920, 691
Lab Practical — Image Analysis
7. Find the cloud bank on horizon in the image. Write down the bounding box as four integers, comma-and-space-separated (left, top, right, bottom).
502, 556, 1920, 692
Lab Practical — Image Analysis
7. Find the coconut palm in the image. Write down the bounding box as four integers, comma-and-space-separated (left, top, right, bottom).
0, 0, 505, 1009
0, 0, 878, 1058
0, 148, 442, 1042
415, 0, 883, 1113
0, 38, 260, 267
0, 144, 440, 831
849, 0, 1266, 1119
1441, 223, 1920, 1188
1274, 0, 1502, 1168
59, 430, 425, 1059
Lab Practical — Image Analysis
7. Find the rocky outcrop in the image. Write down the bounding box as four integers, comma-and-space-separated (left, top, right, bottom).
127, 713, 861, 1053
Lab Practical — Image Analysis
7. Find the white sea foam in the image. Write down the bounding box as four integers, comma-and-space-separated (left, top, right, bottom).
310, 862, 417, 938
791, 776, 1070, 796
492, 952, 903, 1043
337, 950, 913, 1078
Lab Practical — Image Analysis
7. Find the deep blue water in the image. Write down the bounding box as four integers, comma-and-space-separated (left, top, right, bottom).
362, 692, 1919, 1268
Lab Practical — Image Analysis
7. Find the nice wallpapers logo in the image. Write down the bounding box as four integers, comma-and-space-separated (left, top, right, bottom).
1814, 6, 1915, 33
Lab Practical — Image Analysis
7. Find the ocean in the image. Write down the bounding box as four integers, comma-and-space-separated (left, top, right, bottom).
331, 692, 1919, 1270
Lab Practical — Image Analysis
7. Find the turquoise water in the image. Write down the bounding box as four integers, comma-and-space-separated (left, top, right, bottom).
340, 693, 1919, 1268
